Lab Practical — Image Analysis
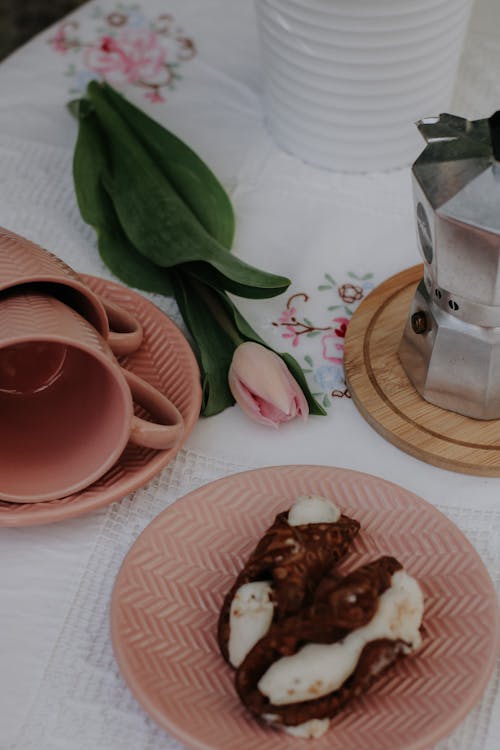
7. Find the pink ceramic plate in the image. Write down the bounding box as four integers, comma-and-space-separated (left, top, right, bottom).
111, 465, 500, 750
0, 275, 201, 526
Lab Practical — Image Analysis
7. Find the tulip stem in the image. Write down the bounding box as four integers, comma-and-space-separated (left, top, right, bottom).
189, 276, 245, 347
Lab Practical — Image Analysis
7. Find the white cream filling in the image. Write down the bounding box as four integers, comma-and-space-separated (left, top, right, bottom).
263, 714, 330, 739
228, 581, 275, 667
283, 718, 330, 739
258, 570, 424, 706
228, 496, 341, 667
287, 495, 341, 526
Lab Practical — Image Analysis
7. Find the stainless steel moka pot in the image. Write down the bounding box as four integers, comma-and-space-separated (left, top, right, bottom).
399, 112, 500, 419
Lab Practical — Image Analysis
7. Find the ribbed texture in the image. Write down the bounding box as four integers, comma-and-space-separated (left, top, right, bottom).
111, 465, 500, 750
0, 227, 81, 283
255, 0, 475, 170
0, 290, 107, 354
0, 274, 201, 526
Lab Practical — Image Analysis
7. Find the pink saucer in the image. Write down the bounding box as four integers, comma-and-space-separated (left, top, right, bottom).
0, 275, 201, 526
111, 465, 499, 750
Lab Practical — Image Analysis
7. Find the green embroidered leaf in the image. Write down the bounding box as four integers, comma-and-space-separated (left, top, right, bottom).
347, 272, 358, 279
318, 285, 332, 291
325, 273, 336, 285
344, 306, 353, 316
322, 394, 331, 408
306, 330, 322, 337
328, 305, 341, 311
362, 273, 374, 280
304, 355, 314, 367
303, 317, 314, 326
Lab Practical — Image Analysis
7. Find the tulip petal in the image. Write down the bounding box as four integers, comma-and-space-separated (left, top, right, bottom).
228, 369, 280, 428
228, 342, 309, 428
232, 344, 294, 414
257, 397, 290, 424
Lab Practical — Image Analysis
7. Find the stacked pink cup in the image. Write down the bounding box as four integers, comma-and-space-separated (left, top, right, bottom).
0, 228, 184, 503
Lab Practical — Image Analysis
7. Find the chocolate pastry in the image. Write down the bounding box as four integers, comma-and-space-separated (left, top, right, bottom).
217, 499, 360, 665
236, 556, 424, 728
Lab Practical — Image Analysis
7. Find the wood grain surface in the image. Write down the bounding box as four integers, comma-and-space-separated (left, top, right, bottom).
344, 264, 500, 476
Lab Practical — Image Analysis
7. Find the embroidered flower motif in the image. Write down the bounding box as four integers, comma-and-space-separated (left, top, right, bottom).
48, 21, 79, 53
333, 316, 349, 338
50, 27, 68, 54
107, 12, 127, 27
273, 292, 332, 348
321, 332, 344, 365
156, 14, 174, 35
287, 271, 373, 409
332, 388, 351, 399
49, 5, 196, 102
84, 29, 168, 87
338, 283, 363, 304
278, 307, 296, 326
314, 364, 345, 392
176, 36, 196, 61
321, 317, 350, 363
144, 89, 166, 104
282, 327, 300, 347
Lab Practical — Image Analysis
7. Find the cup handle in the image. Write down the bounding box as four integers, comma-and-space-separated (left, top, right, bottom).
100, 297, 144, 357
121, 367, 184, 450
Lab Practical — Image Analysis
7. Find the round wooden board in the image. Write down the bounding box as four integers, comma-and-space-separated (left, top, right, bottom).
344, 264, 500, 476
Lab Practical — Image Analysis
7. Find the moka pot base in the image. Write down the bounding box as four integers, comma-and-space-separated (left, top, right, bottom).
344, 264, 500, 476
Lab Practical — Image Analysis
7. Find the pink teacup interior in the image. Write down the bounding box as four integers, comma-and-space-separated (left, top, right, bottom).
0, 341, 67, 395
0, 342, 129, 502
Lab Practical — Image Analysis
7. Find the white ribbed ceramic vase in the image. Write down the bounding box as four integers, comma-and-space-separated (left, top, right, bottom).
254, 0, 475, 171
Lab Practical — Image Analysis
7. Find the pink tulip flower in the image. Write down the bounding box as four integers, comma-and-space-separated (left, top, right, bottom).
228, 342, 309, 428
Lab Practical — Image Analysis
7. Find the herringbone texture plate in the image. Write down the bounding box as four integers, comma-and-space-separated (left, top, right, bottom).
0, 275, 201, 526
110, 465, 500, 750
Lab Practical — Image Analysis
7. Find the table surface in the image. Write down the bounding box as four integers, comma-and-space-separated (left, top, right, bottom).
0, 1, 499, 749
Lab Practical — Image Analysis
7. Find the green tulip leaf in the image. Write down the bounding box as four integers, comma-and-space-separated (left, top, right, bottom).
87, 82, 290, 299
98, 83, 235, 249
72, 106, 174, 295
70, 84, 325, 422
170, 270, 236, 416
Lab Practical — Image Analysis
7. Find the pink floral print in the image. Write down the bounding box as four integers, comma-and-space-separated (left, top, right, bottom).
83, 30, 168, 87
321, 333, 344, 365
272, 272, 374, 411
48, 5, 196, 103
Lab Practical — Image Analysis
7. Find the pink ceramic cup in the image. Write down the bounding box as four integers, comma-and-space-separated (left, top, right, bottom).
0, 226, 143, 357
0, 290, 184, 503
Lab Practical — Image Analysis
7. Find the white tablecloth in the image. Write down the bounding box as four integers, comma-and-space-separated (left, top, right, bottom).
0, 1, 499, 748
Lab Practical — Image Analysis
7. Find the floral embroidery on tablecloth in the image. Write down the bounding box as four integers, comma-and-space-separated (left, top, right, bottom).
48, 3, 196, 102
273, 272, 374, 410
